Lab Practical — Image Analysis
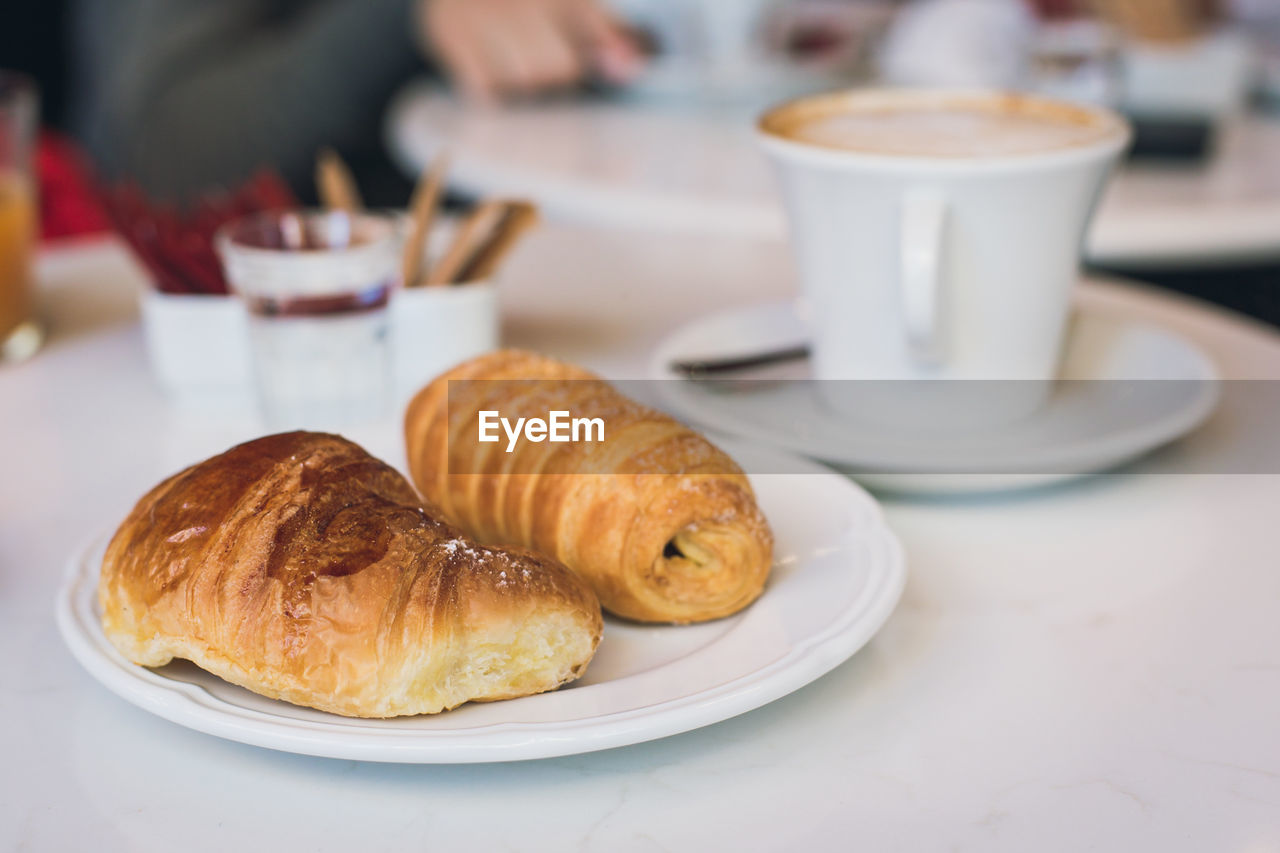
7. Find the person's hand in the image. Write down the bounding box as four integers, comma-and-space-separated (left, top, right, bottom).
418, 0, 644, 101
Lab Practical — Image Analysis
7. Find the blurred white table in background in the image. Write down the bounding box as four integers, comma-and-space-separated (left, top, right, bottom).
387, 82, 1280, 268
4, 227, 1280, 851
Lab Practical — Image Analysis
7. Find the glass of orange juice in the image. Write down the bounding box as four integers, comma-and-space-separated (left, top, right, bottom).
0, 72, 39, 363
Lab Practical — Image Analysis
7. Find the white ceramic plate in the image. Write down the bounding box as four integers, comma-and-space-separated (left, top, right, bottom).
650, 282, 1220, 494
55, 442, 905, 764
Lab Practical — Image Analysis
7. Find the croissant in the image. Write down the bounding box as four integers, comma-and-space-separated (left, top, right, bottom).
98, 431, 602, 718
404, 350, 774, 624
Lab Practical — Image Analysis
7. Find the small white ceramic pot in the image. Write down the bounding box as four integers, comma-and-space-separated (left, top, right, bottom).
138, 289, 254, 411
390, 281, 499, 404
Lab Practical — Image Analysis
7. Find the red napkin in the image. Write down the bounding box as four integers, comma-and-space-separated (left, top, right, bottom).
37, 131, 110, 240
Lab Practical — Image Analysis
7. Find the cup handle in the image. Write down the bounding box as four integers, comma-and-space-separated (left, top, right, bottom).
900, 189, 947, 364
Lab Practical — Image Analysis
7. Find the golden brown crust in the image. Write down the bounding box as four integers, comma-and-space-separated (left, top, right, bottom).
404, 350, 774, 623
98, 432, 602, 717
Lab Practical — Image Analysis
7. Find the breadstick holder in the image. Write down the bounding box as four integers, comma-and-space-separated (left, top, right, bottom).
391, 216, 500, 404
391, 281, 498, 405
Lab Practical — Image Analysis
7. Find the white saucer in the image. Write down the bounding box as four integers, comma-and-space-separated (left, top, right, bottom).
650, 282, 1220, 494
55, 440, 905, 763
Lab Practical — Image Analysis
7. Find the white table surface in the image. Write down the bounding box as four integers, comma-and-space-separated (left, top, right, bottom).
5, 227, 1280, 851
387, 82, 1280, 268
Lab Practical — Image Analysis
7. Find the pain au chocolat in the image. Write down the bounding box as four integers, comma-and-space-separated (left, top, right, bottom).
98, 431, 602, 718
404, 350, 774, 624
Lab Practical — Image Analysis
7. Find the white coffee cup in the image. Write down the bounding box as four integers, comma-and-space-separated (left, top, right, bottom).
758, 88, 1130, 427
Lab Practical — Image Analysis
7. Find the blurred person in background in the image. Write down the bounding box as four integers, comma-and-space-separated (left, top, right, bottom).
68, 0, 645, 205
